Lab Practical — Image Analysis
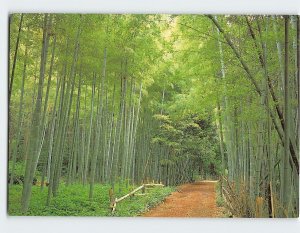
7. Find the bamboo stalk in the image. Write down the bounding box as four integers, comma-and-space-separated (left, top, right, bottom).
115, 185, 145, 203
110, 183, 164, 212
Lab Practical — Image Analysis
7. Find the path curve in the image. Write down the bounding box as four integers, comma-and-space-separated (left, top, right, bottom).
143, 181, 223, 217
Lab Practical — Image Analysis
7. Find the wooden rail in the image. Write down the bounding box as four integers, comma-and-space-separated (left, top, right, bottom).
110, 183, 164, 213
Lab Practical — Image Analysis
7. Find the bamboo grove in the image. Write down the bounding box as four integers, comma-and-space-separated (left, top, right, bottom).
8, 14, 299, 217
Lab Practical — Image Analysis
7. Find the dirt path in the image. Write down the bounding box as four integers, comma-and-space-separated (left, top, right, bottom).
143, 181, 223, 217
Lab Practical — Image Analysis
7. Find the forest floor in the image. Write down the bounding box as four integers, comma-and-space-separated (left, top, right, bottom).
142, 181, 224, 217
8, 183, 175, 216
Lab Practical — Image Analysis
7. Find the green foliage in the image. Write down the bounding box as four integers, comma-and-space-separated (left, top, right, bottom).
8, 184, 174, 216
152, 112, 221, 177
215, 182, 224, 207
8, 13, 299, 217
113, 186, 175, 217
8, 161, 25, 177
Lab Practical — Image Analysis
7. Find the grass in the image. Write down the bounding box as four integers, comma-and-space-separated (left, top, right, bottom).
215, 181, 224, 207
8, 182, 174, 216
215, 181, 233, 217
216, 193, 225, 207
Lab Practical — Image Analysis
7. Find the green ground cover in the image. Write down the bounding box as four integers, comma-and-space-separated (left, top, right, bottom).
8, 183, 174, 216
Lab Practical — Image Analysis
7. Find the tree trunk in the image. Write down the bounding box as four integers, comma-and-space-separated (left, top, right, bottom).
21, 14, 49, 213
282, 15, 290, 216
9, 14, 24, 104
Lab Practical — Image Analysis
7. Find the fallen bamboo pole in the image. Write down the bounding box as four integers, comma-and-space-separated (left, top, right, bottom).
110, 183, 164, 213
144, 183, 164, 188
115, 185, 145, 203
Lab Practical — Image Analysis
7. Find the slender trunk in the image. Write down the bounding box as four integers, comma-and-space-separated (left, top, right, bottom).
207, 15, 299, 174
84, 73, 96, 185
282, 16, 290, 216
47, 38, 69, 205
9, 14, 24, 104
21, 14, 49, 213
10, 43, 28, 186
89, 48, 107, 198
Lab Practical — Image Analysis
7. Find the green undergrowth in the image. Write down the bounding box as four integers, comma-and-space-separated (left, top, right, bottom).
215, 181, 225, 207
8, 183, 174, 216
215, 181, 232, 217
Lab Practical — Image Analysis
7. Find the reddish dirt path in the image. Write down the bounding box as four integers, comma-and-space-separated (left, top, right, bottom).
143, 181, 223, 217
